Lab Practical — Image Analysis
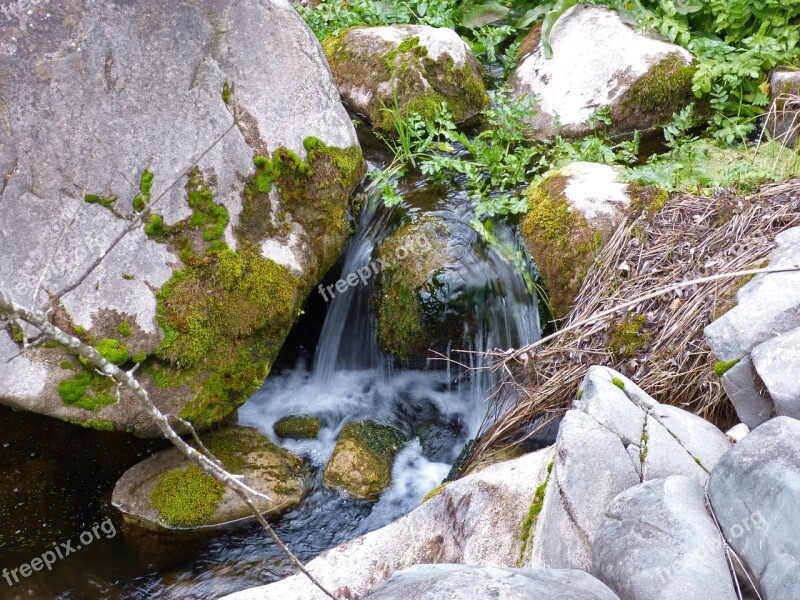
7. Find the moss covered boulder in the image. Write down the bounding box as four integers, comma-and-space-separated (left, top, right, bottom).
322, 25, 489, 132
0, 0, 365, 435
373, 215, 472, 360
112, 426, 308, 531
509, 5, 694, 139
273, 415, 321, 440
521, 162, 636, 319
323, 420, 408, 499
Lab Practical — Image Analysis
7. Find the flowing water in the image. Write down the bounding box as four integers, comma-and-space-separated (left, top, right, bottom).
0, 123, 541, 599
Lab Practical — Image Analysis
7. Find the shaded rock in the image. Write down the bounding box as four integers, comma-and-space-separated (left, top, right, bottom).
509, 4, 694, 139
365, 564, 622, 600
751, 327, 800, 419
708, 416, 800, 600
520, 163, 636, 318
528, 366, 731, 570
765, 70, 800, 147
112, 426, 308, 530
323, 25, 488, 132
705, 227, 800, 427
0, 0, 363, 435
323, 420, 408, 499
592, 476, 736, 600
221, 449, 553, 600
273, 415, 321, 440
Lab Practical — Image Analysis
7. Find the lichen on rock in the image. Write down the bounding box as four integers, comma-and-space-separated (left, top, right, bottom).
322, 25, 489, 132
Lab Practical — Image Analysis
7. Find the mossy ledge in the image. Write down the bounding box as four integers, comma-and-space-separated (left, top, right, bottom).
520, 172, 602, 320
517, 460, 553, 565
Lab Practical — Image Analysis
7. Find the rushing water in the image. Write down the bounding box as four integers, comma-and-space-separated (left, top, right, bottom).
0, 123, 541, 599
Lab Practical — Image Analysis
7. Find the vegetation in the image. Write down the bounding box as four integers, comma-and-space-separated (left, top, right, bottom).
273, 415, 322, 440
149, 465, 226, 528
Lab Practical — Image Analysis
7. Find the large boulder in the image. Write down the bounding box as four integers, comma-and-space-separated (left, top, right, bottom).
222, 449, 553, 600
323, 420, 408, 499
592, 476, 736, 600
525, 366, 731, 570
520, 162, 639, 318
365, 564, 622, 600
112, 426, 308, 530
0, 0, 364, 435
510, 4, 694, 139
322, 25, 489, 132
705, 227, 800, 428
708, 417, 800, 599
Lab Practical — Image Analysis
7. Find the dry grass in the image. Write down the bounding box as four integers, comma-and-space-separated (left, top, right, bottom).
460, 179, 800, 473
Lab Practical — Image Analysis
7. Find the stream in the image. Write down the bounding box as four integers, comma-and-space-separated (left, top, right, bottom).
0, 120, 541, 599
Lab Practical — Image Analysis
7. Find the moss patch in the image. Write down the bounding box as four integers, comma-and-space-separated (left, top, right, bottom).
517, 460, 552, 565
273, 415, 321, 440
612, 376, 626, 390
149, 465, 226, 528
421, 482, 447, 503
58, 368, 117, 412
133, 169, 154, 212
607, 313, 653, 360
714, 358, 740, 377
520, 172, 603, 319
84, 194, 117, 211
95, 338, 129, 365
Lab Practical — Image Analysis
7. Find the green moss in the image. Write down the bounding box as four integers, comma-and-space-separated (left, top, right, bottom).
9, 321, 23, 343
339, 420, 407, 470
186, 168, 229, 242
84, 194, 117, 210
80, 419, 115, 431
117, 321, 131, 337
144, 214, 165, 238
617, 55, 695, 128
612, 376, 626, 390
122, 273, 134, 281
627, 183, 669, 220
59, 360, 74, 370
608, 313, 653, 360
714, 358, 740, 377
274, 415, 322, 440
131, 352, 147, 364
421, 482, 447, 503
43, 340, 59, 348
95, 338, 129, 365
149, 465, 225, 528
57, 368, 116, 412
222, 80, 231, 104
517, 461, 552, 565
133, 169, 154, 212
577, 388, 584, 400
521, 172, 602, 319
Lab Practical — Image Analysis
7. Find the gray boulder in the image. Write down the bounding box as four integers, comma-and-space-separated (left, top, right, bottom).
592, 476, 736, 600
765, 70, 800, 147
0, 0, 363, 435
364, 564, 622, 600
751, 327, 800, 419
708, 416, 800, 600
705, 227, 800, 428
509, 4, 694, 139
527, 366, 731, 570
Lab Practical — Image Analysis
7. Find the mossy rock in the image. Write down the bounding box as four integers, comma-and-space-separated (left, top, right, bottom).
112, 426, 308, 531
273, 415, 321, 440
322, 25, 489, 133
323, 420, 408, 499
520, 162, 632, 320
374, 215, 470, 360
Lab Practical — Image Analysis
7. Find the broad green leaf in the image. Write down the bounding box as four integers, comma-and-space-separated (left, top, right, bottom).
461, 3, 510, 28
515, 6, 548, 30
542, 0, 579, 59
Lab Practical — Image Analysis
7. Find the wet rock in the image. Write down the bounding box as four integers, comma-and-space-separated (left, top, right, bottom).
222, 449, 553, 600
0, 0, 363, 435
708, 416, 800, 600
112, 426, 308, 531
527, 366, 730, 570
520, 162, 636, 320
705, 227, 800, 427
323, 25, 488, 132
592, 476, 736, 600
509, 4, 694, 139
323, 420, 408, 499
364, 564, 622, 600
273, 415, 321, 440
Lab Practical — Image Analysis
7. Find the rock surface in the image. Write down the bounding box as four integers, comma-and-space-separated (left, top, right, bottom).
509, 4, 694, 139
323, 420, 407, 499
323, 25, 488, 132
526, 366, 730, 570
705, 227, 800, 427
766, 70, 800, 147
0, 0, 363, 435
520, 162, 635, 318
112, 426, 308, 530
751, 327, 800, 419
592, 476, 736, 600
364, 564, 622, 600
222, 449, 553, 600
708, 417, 800, 599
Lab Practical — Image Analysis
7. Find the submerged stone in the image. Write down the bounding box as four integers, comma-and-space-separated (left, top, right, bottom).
273, 415, 321, 440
